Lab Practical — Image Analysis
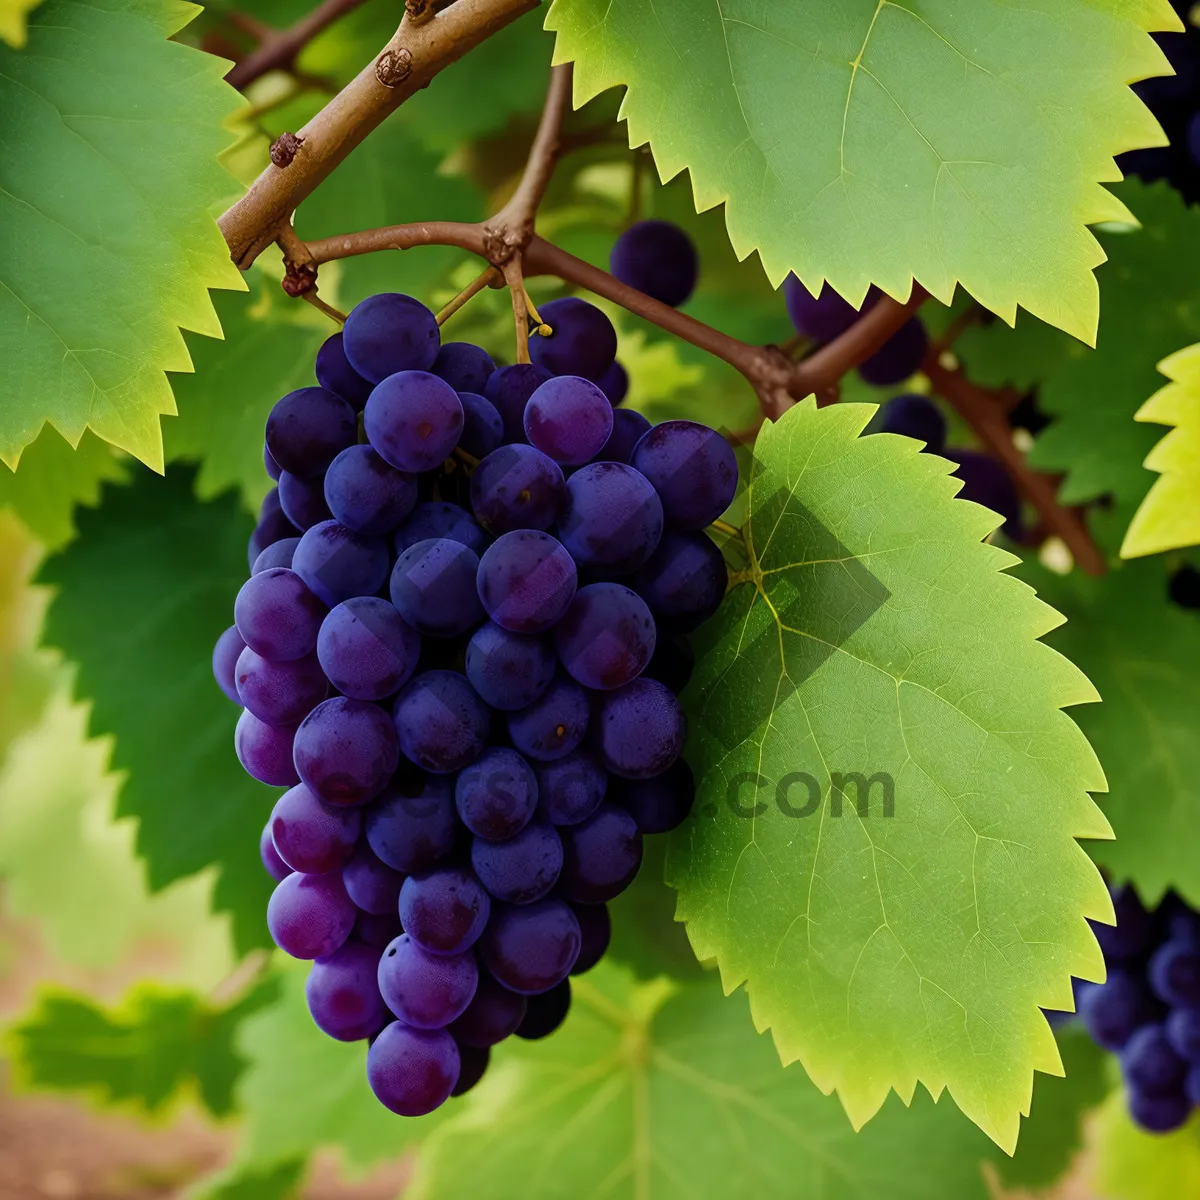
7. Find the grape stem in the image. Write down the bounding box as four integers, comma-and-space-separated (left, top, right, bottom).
435, 266, 504, 326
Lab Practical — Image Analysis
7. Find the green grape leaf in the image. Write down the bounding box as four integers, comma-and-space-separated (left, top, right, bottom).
998, 1024, 1112, 1189
231, 958, 451, 1174
0, 0, 244, 470
190, 1158, 305, 1200
38, 468, 276, 954
0, 428, 127, 552
1091, 1092, 1200, 1200
6, 977, 278, 1118
166, 276, 329, 513
294, 114, 483, 310
667, 399, 1111, 1151
0, 0, 40, 46
1122, 343, 1200, 558
545, 0, 1178, 345
409, 962, 997, 1199
1030, 559, 1200, 909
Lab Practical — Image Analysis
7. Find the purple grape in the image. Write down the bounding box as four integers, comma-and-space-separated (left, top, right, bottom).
451, 1044, 490, 1097
269, 783, 361, 874
1166, 1008, 1200, 1062
535, 750, 606, 826
858, 318, 927, 386
394, 501, 489, 555
1163, 895, 1200, 946
480, 898, 581, 994
267, 871, 357, 959
559, 462, 663, 575
234, 647, 328, 726
471, 822, 563, 904
784, 276, 870, 341
630, 420, 738, 531
292, 521, 390, 608
399, 866, 490, 955
264, 444, 282, 480
457, 392, 505, 459
515, 978, 571, 1038
235, 567, 326, 662
595, 677, 685, 779
524, 376, 614, 466
879, 393, 946, 452
476, 530, 577, 634
252, 537, 301, 574
612, 759, 695, 834
1189, 1064, 1200, 1107
342, 842, 405, 915
213, 624, 245, 704
484, 363, 553, 443
1122, 1023, 1187, 1096
278, 470, 334, 531
324, 445, 418, 537
508, 677, 589, 762
596, 408, 649, 463
366, 776, 459, 874
342, 293, 440, 384
470, 444, 565, 535
529, 298, 617, 382
1128, 1085, 1190, 1133
465, 621, 556, 712
306, 941, 387, 1041
610, 220, 698, 308
235, 710, 300, 786
597, 360, 629, 406
354, 909, 404, 949
450, 971, 527, 1047
1077, 970, 1162, 1051
455, 747, 539, 841
571, 903, 610, 974
260, 821, 293, 882
248, 488, 300, 569
315, 331, 374, 410
432, 342, 496, 394
644, 633, 694, 693
945, 451, 1023, 537
1150, 940, 1200, 1007
559, 804, 642, 904
1092, 885, 1159, 961
367, 1022, 459, 1116
365, 371, 464, 473
632, 530, 726, 632
377, 933, 478, 1028
265, 387, 357, 478
555, 583, 655, 691
316, 597, 420, 701
393, 670, 490, 774
390, 537, 484, 638
293, 696, 400, 807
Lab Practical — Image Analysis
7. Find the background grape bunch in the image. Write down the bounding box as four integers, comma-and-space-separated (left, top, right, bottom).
212, 230, 735, 1117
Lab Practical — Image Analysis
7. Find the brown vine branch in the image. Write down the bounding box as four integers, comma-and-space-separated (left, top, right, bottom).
218, 0, 540, 270
922, 352, 1106, 576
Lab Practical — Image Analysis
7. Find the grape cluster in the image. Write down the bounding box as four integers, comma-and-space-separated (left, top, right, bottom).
1077, 885, 1200, 1132
1120, 4, 1200, 202
213, 286, 736, 1117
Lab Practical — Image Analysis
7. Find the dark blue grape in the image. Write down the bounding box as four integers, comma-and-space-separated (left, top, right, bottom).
555, 583, 655, 690
571, 903, 610, 974
354, 910, 404, 949
610, 220, 698, 308
432, 342, 496, 394
464, 621, 556, 712
945, 450, 1023, 538
484, 363, 553, 443
306, 941, 387, 1041
366, 776, 459, 874
630, 420, 737, 531
270, 783, 360, 875
367, 1022, 459, 1116
524, 376, 613, 465
508, 677, 589, 762
455, 747, 539, 842
278, 470, 333, 531
343, 293, 440, 384
632, 530, 726, 632
235, 646, 328, 726
378, 933, 478, 1028
265, 387, 357, 479
644, 633, 694, 693
559, 462, 663, 574
783, 277, 873, 341
235, 567, 327, 662
458, 392, 505, 458
595, 677, 684, 779
1150, 940, 1200, 1007
389, 537, 484, 638
1122, 1023, 1187, 1095
612, 759, 695, 834
264, 444, 282, 480
529, 298, 617, 382
471, 444, 565, 535
597, 360, 629, 406
365, 370, 464, 474
1128, 1085, 1191, 1133
260, 821, 293, 882
515, 978, 571, 1039
480, 898, 581, 994
858, 318, 927, 387
1077, 969, 1162, 1051
317, 596, 420, 701
559, 804, 642, 904
235, 710, 300, 786
213, 624, 245, 704
252, 536, 301, 574
292, 521, 390, 608
315, 331, 374, 410
293, 696, 400, 807
342, 842, 405, 915
596, 408, 649, 464
535, 750, 606, 827
451, 1043, 489, 1097
477, 530, 577, 634
248, 490, 300, 570
471, 822, 562, 904
400, 866, 490, 956
879, 393, 946, 453
1092, 885, 1159, 961
450, 970, 527, 1047
267, 871, 356, 959
1166, 1007, 1200, 1062
324, 445, 418, 536
393, 670, 490, 773
395, 501, 489, 555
